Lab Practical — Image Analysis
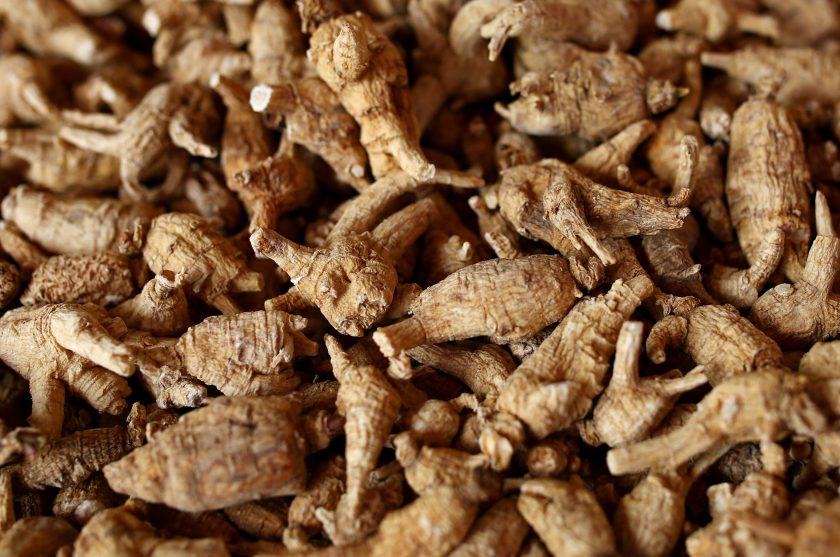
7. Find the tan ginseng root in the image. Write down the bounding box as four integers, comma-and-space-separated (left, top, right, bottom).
111, 271, 191, 337
172, 167, 242, 233
315, 336, 400, 545
645, 60, 734, 242
495, 45, 683, 142
0, 516, 77, 557
21, 253, 135, 307
479, 0, 644, 61
252, 198, 438, 336
447, 496, 529, 557
0, 303, 134, 437
0, 129, 120, 194
249, 0, 308, 84
174, 310, 317, 397
53, 474, 120, 526
104, 396, 318, 512
73, 506, 229, 557
516, 476, 615, 557
0, 258, 19, 310
303, 2, 435, 181
646, 303, 784, 386
606, 368, 827, 475
1, 186, 162, 256
578, 321, 708, 448
0, 221, 47, 280
372, 254, 579, 363
468, 192, 526, 260
250, 77, 369, 191
289, 488, 478, 557
406, 342, 515, 398
59, 82, 219, 203
284, 455, 346, 549
611, 445, 728, 557
143, 212, 264, 315
0, 54, 61, 126
655, 0, 779, 43
224, 499, 289, 542
573, 119, 658, 187
494, 276, 653, 444
749, 192, 840, 348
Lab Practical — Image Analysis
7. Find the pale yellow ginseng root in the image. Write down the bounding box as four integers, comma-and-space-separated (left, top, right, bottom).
0, 128, 120, 194
104, 396, 312, 512
143, 212, 264, 315
316, 335, 400, 545
655, 0, 779, 43
749, 193, 840, 348
448, 496, 529, 557
111, 271, 191, 337
73, 506, 228, 557
21, 253, 135, 307
1, 186, 162, 256
373, 255, 579, 360
251, 78, 369, 190
646, 303, 784, 386
495, 275, 653, 441
0, 54, 61, 126
252, 198, 437, 336
719, 95, 812, 285
59, 82, 219, 203
496, 45, 683, 141
0, 516, 77, 557
175, 310, 316, 397
249, 0, 308, 84
304, 3, 435, 181
606, 368, 827, 475
480, 0, 644, 61
0, 303, 134, 437
579, 321, 707, 448
516, 476, 616, 557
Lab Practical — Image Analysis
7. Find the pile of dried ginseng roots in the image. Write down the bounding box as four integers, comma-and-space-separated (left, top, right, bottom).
5, 0, 840, 555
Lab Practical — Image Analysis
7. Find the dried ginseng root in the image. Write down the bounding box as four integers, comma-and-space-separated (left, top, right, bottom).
448, 496, 529, 557
0, 303, 134, 437
607, 368, 827, 475
104, 396, 313, 512
496, 45, 682, 141
303, 2, 434, 181
579, 321, 707, 448
0, 516, 77, 557
21, 253, 135, 307
655, 0, 780, 43
373, 255, 579, 362
110, 272, 191, 337
0, 54, 61, 126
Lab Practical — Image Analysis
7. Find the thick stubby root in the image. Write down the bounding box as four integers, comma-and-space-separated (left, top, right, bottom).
110, 272, 191, 337
21, 254, 135, 307
655, 0, 779, 43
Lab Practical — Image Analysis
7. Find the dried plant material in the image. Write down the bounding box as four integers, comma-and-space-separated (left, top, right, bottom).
0, 129, 120, 194
798, 340, 840, 417
638, 34, 704, 84
764, 0, 840, 45
0, 55, 60, 126
516, 476, 615, 557
0, 259, 19, 310
0, 303, 134, 437
407, 342, 515, 398
224, 500, 288, 541
646, 303, 784, 385
480, 0, 643, 60
305, 8, 434, 181
121, 333, 206, 409
495, 276, 651, 441
581, 321, 707, 448
496, 46, 682, 141
251, 78, 368, 190
285, 454, 346, 548
2, 186, 161, 256
701, 46, 840, 108
448, 496, 529, 557
574, 119, 658, 187
640, 222, 717, 305
0, 516, 77, 557
521, 434, 579, 478
174, 310, 315, 396
18, 425, 141, 490
60, 83, 219, 203
253, 199, 436, 336
73, 507, 229, 557
104, 396, 310, 512
655, 0, 779, 43
494, 123, 540, 171
173, 167, 242, 233
401, 398, 460, 447
698, 75, 748, 143
111, 272, 191, 337
607, 368, 827, 475
469, 194, 525, 260
750, 197, 840, 348
723, 96, 811, 284
231, 152, 316, 232
21, 253, 134, 307
374, 255, 578, 359
0, 221, 48, 277
0, 0, 122, 65
317, 335, 399, 544
143, 212, 263, 315
53, 474, 119, 526
249, 0, 307, 84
